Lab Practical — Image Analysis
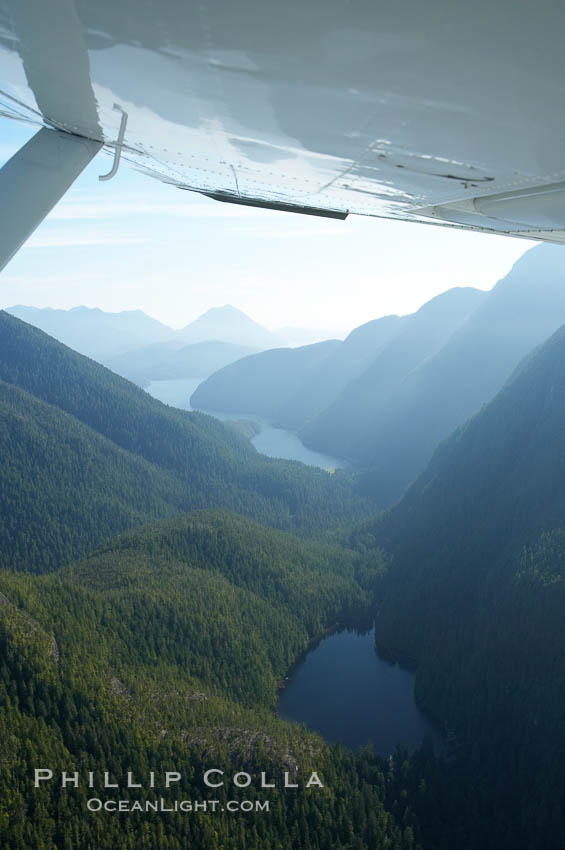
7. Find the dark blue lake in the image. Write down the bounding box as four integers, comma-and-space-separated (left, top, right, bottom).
279, 626, 443, 755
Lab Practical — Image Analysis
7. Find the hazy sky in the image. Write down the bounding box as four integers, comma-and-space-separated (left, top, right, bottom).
1, 118, 533, 334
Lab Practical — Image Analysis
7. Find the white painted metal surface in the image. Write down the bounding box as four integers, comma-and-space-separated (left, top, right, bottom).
1, 0, 565, 240
0, 127, 101, 271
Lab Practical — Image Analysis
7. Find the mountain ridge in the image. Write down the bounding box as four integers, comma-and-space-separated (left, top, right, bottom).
354, 314, 565, 849
192, 286, 487, 445
0, 310, 370, 572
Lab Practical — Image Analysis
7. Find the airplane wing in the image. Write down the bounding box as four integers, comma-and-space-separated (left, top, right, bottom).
2, 0, 565, 270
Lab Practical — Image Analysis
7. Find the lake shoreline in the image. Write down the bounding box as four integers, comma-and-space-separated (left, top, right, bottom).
278, 621, 445, 755
278, 617, 374, 693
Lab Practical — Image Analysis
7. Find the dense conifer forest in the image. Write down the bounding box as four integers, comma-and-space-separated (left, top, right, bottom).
360, 320, 565, 849
4, 304, 565, 848
0, 313, 426, 849
0, 311, 369, 574
0, 511, 425, 850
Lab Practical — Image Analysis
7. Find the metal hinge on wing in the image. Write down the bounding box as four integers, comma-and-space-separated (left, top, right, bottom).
99, 104, 128, 182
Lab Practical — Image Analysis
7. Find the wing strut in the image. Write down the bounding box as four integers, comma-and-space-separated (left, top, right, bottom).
0, 126, 101, 272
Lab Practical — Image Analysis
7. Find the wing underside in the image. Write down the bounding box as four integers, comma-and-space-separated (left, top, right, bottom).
1, 0, 565, 244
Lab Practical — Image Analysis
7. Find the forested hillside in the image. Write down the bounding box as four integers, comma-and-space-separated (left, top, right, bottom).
193, 287, 483, 434
0, 311, 369, 573
300, 286, 484, 459
8, 261, 565, 848
279, 314, 407, 430
307, 243, 565, 504
190, 246, 565, 511
359, 317, 565, 849
192, 339, 342, 419
0, 379, 185, 572
191, 313, 407, 428
0, 511, 425, 850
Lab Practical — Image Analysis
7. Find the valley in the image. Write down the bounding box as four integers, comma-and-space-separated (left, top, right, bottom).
3, 243, 565, 849
146, 376, 347, 470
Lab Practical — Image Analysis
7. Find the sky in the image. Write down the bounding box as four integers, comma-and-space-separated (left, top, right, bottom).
0, 117, 533, 335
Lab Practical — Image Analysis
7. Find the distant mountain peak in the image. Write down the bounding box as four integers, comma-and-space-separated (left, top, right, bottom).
187, 304, 263, 325
203, 304, 242, 315
178, 305, 281, 348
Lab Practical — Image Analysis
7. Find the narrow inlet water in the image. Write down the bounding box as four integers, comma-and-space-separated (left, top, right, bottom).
146, 378, 346, 470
